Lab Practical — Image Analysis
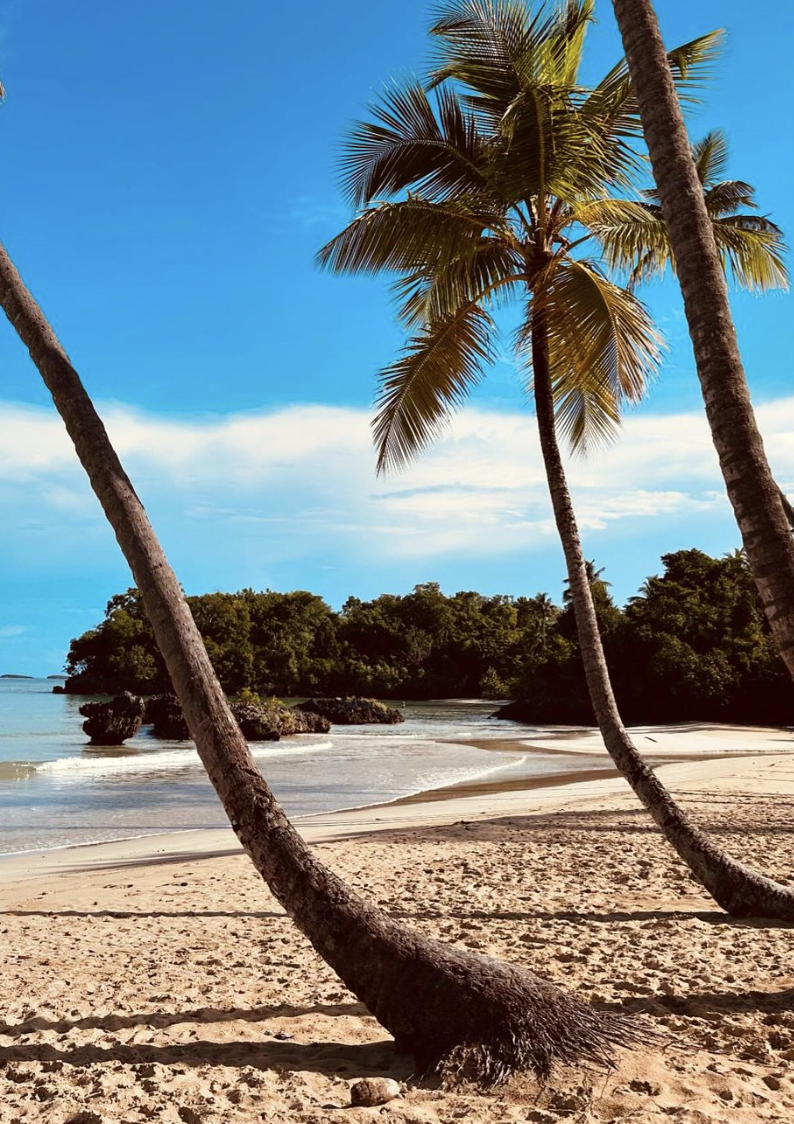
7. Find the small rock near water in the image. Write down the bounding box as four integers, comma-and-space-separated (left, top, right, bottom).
349, 1077, 401, 1107
79, 691, 145, 746
301, 696, 405, 725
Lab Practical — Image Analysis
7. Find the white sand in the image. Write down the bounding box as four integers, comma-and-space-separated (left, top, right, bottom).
1, 722, 793, 1122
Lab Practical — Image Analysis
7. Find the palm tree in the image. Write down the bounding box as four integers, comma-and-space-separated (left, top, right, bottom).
609, 0, 794, 684
0, 253, 644, 1080
319, 0, 794, 920
530, 591, 557, 649
562, 560, 609, 604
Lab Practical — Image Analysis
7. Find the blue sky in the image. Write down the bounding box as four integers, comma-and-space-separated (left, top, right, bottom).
0, 0, 792, 673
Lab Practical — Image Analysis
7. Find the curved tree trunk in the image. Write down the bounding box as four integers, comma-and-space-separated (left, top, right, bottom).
531, 319, 794, 920
0, 240, 642, 1081
610, 0, 794, 684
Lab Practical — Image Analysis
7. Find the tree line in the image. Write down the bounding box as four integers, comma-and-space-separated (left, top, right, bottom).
64, 547, 793, 725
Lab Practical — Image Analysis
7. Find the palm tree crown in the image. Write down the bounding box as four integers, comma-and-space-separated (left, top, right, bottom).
318, 0, 784, 469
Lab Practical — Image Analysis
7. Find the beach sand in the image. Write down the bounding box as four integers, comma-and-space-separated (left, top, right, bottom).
1, 722, 793, 1122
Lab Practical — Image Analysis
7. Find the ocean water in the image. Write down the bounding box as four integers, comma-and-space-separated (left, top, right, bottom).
0, 679, 573, 857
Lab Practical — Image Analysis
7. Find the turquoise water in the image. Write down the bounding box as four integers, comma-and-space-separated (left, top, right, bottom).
0, 679, 576, 856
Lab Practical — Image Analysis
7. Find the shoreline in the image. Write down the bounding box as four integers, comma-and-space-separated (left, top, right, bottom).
1, 719, 792, 894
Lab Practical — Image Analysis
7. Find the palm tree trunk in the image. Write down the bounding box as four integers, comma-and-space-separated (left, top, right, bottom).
531, 317, 794, 920
610, 0, 794, 684
0, 239, 641, 1080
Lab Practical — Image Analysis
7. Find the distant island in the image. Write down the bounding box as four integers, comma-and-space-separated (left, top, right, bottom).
59, 548, 794, 726
1, 673, 67, 680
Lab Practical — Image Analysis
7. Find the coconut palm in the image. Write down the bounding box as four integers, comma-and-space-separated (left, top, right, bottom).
609, 0, 794, 686
319, 0, 794, 920
0, 253, 646, 1079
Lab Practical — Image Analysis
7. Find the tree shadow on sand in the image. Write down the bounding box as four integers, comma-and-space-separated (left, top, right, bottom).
622, 985, 794, 1020
0, 1001, 367, 1039
0, 909, 285, 920
392, 906, 792, 928
0, 1036, 410, 1081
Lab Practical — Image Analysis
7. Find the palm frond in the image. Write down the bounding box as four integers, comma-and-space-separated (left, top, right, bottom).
703, 180, 758, 216
526, 258, 662, 452
374, 303, 496, 473
541, 0, 594, 86
428, 0, 549, 106
393, 239, 526, 327
691, 129, 729, 185
586, 29, 725, 139
575, 197, 671, 284
340, 79, 491, 207
316, 197, 503, 275
712, 215, 788, 291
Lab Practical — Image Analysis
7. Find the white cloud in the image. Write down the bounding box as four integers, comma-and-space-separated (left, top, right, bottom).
0, 625, 27, 638
2, 394, 794, 570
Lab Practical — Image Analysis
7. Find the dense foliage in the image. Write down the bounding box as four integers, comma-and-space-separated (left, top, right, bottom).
64, 549, 794, 724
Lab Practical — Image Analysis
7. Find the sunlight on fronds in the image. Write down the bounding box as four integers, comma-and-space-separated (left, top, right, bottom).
692, 129, 729, 185
319, 1, 781, 478
374, 304, 497, 474
340, 80, 491, 207
575, 198, 672, 284
316, 197, 502, 276
586, 29, 725, 140
392, 241, 526, 327
528, 259, 662, 452
713, 216, 789, 292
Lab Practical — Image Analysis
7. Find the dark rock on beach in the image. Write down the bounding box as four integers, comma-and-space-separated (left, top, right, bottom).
143, 695, 331, 742
300, 696, 405, 725
281, 706, 332, 735
230, 700, 332, 740
491, 694, 595, 725
79, 691, 145, 746
143, 694, 190, 740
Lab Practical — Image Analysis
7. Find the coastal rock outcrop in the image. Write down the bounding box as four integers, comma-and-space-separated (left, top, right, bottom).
144, 694, 190, 740
230, 701, 332, 740
79, 692, 145, 746
300, 696, 405, 725
143, 695, 331, 742
491, 694, 595, 725
281, 706, 332, 735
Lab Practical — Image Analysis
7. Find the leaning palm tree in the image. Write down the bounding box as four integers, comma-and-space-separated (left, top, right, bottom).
319, 0, 794, 920
0, 238, 649, 1082
609, 0, 794, 684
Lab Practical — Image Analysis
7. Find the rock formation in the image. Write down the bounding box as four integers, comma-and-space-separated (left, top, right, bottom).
79, 692, 145, 746
300, 696, 405, 725
143, 695, 331, 742
144, 694, 190, 740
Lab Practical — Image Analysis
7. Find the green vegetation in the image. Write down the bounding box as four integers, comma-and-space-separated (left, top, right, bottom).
65, 548, 792, 724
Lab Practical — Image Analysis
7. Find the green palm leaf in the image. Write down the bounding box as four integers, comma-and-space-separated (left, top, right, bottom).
316, 197, 504, 276
373, 303, 497, 473
712, 215, 788, 292
340, 80, 490, 207
586, 30, 724, 139
528, 258, 662, 451
393, 240, 526, 327
576, 197, 671, 284
691, 129, 730, 184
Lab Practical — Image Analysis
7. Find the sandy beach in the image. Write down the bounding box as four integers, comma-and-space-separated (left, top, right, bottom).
1, 722, 794, 1123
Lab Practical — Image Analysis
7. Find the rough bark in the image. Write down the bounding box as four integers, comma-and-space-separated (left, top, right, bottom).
532, 318, 794, 921
610, 0, 794, 683
0, 240, 641, 1079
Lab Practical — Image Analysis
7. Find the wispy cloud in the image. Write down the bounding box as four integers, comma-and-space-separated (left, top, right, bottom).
2, 394, 793, 575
